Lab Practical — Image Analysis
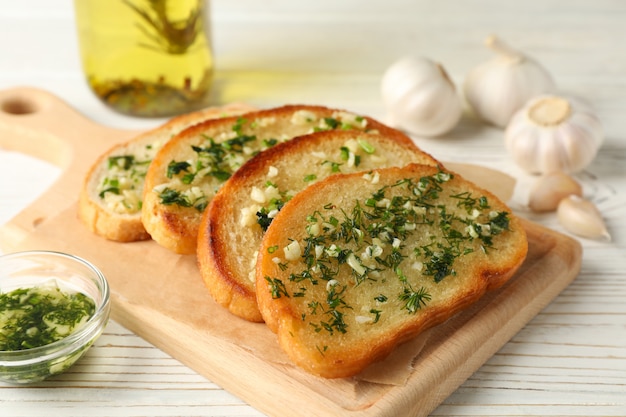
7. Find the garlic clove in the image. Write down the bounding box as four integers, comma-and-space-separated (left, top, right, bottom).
463, 35, 556, 128
381, 56, 462, 137
557, 195, 611, 241
505, 95, 604, 174
528, 171, 583, 212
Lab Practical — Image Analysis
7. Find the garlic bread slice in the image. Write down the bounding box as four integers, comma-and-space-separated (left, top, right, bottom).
256, 164, 528, 378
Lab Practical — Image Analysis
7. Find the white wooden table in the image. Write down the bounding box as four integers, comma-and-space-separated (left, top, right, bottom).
1, 1, 625, 416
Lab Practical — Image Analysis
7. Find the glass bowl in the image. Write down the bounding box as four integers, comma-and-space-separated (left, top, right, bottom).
0, 250, 110, 384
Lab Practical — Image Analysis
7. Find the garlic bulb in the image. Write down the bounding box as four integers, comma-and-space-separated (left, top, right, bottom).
557, 195, 611, 241
528, 171, 583, 212
505, 94, 604, 174
463, 35, 556, 128
381, 56, 462, 137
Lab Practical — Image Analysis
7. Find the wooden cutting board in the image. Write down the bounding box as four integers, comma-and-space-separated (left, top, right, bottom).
0, 87, 582, 417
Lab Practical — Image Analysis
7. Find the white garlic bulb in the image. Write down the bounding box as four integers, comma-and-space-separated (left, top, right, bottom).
463, 35, 556, 128
557, 195, 611, 241
381, 56, 462, 137
505, 94, 604, 174
528, 171, 582, 212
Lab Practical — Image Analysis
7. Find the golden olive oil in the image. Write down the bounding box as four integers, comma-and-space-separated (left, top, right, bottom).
74, 0, 214, 117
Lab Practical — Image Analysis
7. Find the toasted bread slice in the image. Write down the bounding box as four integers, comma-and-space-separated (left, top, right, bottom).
198, 130, 439, 322
78, 102, 256, 242
142, 105, 414, 254
256, 164, 528, 378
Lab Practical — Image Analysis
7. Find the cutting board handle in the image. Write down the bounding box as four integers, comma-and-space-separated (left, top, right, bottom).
0, 86, 137, 166
0, 87, 137, 247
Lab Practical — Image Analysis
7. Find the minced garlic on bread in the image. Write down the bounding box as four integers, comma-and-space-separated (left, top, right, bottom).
78, 103, 256, 242
142, 105, 419, 254
197, 129, 439, 322
256, 163, 528, 378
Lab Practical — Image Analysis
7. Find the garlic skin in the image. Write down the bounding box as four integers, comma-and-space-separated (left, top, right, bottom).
381, 56, 462, 137
529, 171, 583, 212
463, 35, 556, 128
557, 195, 611, 240
505, 94, 604, 174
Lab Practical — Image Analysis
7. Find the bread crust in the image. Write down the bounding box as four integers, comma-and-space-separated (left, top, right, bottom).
143, 105, 415, 254
256, 164, 528, 378
198, 130, 439, 322
78, 103, 256, 242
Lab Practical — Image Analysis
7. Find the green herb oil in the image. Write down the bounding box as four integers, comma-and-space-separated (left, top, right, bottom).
0, 284, 96, 351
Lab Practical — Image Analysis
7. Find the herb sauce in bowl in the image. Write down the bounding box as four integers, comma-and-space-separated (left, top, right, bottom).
0, 251, 110, 384
0, 281, 96, 351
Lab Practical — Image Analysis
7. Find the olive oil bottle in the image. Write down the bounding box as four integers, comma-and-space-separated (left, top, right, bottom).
74, 0, 214, 117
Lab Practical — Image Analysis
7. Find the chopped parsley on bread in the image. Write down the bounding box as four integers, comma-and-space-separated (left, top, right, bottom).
78, 103, 255, 242
79, 102, 529, 380
142, 105, 416, 254
256, 164, 528, 378
197, 129, 439, 322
